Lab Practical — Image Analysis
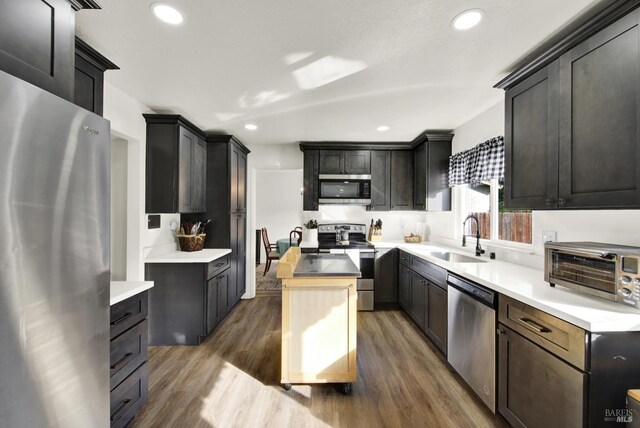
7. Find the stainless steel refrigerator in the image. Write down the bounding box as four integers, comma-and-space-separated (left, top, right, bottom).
0, 70, 110, 427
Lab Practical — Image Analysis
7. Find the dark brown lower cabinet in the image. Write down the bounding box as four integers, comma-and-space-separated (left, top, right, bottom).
498, 295, 640, 428
374, 247, 398, 304
425, 281, 447, 355
398, 263, 411, 312
145, 257, 235, 346
498, 325, 586, 428
110, 292, 149, 428
110, 362, 148, 428
409, 271, 427, 330
398, 252, 447, 356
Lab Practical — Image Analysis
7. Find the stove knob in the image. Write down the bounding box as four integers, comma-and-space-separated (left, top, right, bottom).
621, 275, 632, 285
634, 278, 640, 286
620, 288, 633, 298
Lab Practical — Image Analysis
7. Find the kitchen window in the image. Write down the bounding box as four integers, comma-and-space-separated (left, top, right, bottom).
460, 179, 532, 245
451, 136, 532, 246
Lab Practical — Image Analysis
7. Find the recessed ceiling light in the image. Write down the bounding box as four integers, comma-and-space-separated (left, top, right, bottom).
451, 9, 484, 31
151, 3, 184, 25
244, 124, 258, 131
377, 126, 390, 132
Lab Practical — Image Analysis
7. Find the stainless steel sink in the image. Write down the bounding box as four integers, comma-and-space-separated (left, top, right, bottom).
428, 252, 488, 263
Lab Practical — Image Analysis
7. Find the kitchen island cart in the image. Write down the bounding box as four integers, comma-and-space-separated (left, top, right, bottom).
277, 248, 360, 394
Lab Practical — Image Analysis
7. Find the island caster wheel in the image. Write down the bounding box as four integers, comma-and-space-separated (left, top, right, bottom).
283, 383, 292, 391
341, 383, 352, 395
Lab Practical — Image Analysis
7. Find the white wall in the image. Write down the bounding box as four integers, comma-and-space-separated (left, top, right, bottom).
103, 81, 163, 280
110, 136, 128, 280
142, 213, 182, 258
255, 170, 304, 263
451, 101, 505, 153
424, 99, 640, 269
247, 144, 303, 297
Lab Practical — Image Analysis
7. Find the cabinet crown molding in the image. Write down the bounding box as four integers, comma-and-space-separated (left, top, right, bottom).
495, 0, 640, 89
205, 134, 251, 154
299, 130, 453, 151
143, 114, 206, 139
75, 37, 118, 72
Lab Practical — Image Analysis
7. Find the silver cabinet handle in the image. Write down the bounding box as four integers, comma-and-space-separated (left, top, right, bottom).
518, 317, 550, 333
111, 312, 133, 326
110, 352, 134, 371
111, 399, 133, 421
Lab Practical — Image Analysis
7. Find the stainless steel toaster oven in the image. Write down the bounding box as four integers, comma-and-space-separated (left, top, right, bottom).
544, 242, 640, 309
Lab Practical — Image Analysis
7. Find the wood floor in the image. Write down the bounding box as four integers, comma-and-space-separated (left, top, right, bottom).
132, 295, 508, 428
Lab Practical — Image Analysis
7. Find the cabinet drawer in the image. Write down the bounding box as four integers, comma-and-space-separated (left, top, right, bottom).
110, 291, 148, 340
410, 256, 447, 288
399, 250, 410, 267
110, 319, 148, 390
499, 295, 587, 370
207, 255, 230, 279
498, 325, 586, 428
110, 362, 148, 428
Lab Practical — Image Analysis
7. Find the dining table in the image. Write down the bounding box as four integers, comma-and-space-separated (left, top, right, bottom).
276, 238, 298, 258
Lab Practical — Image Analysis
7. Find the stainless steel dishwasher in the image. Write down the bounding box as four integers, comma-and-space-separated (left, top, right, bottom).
447, 273, 497, 412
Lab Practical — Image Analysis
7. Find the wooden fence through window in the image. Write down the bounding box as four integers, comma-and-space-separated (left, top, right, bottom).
469, 212, 532, 244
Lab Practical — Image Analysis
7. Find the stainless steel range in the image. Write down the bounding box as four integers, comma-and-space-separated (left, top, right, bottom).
318, 223, 376, 310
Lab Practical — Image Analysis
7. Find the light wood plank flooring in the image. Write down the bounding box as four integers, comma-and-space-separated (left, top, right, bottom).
132, 295, 507, 428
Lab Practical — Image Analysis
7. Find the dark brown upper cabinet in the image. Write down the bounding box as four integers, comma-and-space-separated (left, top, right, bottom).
369, 150, 391, 211
303, 150, 320, 211
0, 0, 75, 100
499, 2, 640, 210
504, 62, 560, 209
0, 0, 101, 101
319, 150, 370, 175
390, 150, 414, 210
74, 37, 119, 116
558, 9, 640, 209
144, 114, 207, 214
413, 133, 453, 211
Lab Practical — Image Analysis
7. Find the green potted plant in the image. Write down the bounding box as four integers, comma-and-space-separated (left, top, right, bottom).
304, 219, 318, 244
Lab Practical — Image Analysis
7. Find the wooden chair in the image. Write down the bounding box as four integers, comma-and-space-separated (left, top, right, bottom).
289, 227, 303, 246
261, 228, 279, 275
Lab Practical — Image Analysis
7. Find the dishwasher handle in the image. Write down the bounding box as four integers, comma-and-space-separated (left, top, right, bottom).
447, 274, 496, 308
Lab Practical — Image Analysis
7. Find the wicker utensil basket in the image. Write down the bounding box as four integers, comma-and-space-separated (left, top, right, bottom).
404, 235, 422, 243
177, 234, 206, 252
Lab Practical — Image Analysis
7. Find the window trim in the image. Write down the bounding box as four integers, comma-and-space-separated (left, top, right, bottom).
456, 179, 534, 250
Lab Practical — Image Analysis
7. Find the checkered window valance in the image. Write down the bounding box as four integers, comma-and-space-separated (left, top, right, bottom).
448, 136, 505, 187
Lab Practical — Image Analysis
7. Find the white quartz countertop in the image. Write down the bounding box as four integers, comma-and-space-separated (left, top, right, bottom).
145, 248, 231, 263
371, 240, 640, 332
110, 281, 154, 306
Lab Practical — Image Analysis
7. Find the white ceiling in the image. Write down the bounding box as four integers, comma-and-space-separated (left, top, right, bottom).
76, 0, 604, 145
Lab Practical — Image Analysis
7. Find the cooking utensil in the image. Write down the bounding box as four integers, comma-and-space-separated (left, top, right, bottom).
190, 222, 200, 235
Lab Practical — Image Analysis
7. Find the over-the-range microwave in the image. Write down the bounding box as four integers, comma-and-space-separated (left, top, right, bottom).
318, 174, 371, 205
544, 241, 640, 309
